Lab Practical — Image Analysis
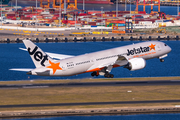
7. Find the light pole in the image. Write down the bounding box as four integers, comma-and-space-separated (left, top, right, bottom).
75, 13, 76, 29
116, 0, 118, 17
64, 0, 66, 14
130, 0, 131, 17
36, 0, 37, 31
16, 0, 17, 11
83, 0, 85, 10
178, 0, 179, 16
101, 7, 103, 33
125, 0, 126, 11
1, 0, 2, 28
59, 0, 61, 27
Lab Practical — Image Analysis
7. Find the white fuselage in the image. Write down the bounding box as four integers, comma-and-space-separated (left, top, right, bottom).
31, 41, 171, 76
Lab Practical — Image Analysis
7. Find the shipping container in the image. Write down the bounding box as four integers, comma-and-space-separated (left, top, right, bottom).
111, 20, 125, 24
112, 30, 125, 34
138, 11, 146, 14
117, 24, 125, 26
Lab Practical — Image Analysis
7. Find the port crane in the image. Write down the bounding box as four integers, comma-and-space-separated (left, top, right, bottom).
135, 0, 160, 12
40, 0, 50, 8
40, 0, 77, 9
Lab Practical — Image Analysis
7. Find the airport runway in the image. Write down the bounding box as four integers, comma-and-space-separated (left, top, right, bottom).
1, 100, 180, 108
0, 32, 15, 36
0, 29, 93, 37
1, 80, 180, 89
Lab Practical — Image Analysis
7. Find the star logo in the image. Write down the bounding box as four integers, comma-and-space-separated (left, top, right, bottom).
46, 60, 63, 74
149, 44, 156, 51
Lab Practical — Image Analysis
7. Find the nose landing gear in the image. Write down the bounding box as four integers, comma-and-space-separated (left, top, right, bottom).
160, 59, 164, 62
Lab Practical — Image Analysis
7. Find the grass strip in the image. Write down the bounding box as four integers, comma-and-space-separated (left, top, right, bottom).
1, 83, 180, 111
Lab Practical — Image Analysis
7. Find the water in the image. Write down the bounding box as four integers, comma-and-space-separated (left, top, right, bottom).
0, 40, 179, 81
2, 2, 180, 120
77, 4, 180, 15
10, 1, 180, 15
3, 113, 180, 120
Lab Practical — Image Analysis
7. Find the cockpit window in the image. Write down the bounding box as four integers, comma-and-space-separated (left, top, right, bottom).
164, 44, 167, 46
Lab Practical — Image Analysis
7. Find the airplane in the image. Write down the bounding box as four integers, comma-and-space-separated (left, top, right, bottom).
10, 40, 171, 78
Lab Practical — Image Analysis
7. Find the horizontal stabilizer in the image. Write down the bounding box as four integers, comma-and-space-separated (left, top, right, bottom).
9, 68, 33, 72
19, 48, 27, 51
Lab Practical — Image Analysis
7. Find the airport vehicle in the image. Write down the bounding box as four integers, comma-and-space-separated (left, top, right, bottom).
10, 40, 171, 78
157, 28, 166, 34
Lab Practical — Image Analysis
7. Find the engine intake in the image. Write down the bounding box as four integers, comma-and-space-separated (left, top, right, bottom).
125, 58, 146, 71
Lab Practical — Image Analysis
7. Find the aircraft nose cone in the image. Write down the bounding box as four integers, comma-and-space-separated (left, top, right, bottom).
167, 46, 172, 53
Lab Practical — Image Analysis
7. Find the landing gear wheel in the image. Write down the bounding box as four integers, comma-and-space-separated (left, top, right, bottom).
160, 59, 164, 62
91, 72, 96, 77
104, 73, 108, 78
91, 72, 99, 77
104, 73, 114, 78
110, 74, 114, 78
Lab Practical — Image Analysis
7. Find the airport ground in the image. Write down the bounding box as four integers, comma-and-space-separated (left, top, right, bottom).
1, 77, 180, 118
0, 26, 180, 118
0, 26, 180, 43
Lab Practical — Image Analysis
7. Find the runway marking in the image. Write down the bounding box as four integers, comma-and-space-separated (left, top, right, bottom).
1, 80, 180, 89
23, 86, 49, 89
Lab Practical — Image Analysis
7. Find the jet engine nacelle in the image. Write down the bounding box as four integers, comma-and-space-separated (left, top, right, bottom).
126, 58, 146, 71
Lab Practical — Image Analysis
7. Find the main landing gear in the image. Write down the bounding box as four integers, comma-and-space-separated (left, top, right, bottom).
91, 71, 99, 77
104, 72, 114, 78
91, 71, 114, 78
91, 65, 114, 78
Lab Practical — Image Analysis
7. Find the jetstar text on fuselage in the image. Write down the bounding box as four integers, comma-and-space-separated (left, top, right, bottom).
127, 46, 151, 56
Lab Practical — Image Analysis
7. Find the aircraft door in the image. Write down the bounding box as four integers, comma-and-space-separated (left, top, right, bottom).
61, 63, 66, 71
156, 44, 161, 51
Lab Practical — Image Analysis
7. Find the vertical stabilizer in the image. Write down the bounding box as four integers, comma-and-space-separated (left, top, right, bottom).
23, 40, 53, 68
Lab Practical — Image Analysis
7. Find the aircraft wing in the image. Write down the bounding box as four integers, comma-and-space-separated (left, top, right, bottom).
45, 52, 74, 60
114, 55, 129, 66
98, 55, 128, 68
19, 48, 74, 60
88, 55, 128, 72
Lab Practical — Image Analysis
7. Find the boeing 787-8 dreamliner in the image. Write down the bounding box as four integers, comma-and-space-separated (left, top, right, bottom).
10, 40, 171, 78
